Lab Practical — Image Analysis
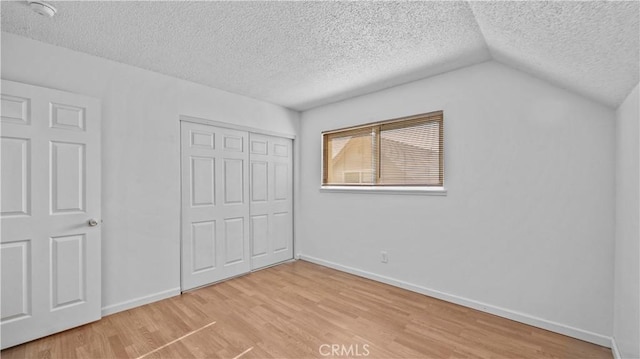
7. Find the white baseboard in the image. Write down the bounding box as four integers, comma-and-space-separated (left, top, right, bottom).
611, 337, 622, 359
101, 287, 181, 316
299, 254, 611, 347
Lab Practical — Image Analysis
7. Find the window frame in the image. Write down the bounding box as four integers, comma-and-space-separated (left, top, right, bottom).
320, 111, 446, 195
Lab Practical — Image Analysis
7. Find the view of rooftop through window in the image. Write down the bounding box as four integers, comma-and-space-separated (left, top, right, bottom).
323, 112, 443, 186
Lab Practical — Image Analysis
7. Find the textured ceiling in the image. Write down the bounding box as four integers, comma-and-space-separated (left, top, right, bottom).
470, 1, 639, 109
1, 1, 638, 110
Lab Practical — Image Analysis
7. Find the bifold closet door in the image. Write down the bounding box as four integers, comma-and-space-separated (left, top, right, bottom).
249, 133, 293, 270
181, 122, 250, 291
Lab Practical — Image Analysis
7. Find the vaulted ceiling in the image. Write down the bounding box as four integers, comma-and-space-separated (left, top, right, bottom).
1, 1, 638, 110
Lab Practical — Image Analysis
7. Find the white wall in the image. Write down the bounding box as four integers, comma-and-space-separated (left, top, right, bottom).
613, 84, 639, 359
299, 61, 615, 344
2, 31, 623, 348
1, 33, 299, 314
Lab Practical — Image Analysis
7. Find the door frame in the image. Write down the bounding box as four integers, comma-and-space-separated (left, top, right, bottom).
180, 115, 295, 140
178, 115, 297, 291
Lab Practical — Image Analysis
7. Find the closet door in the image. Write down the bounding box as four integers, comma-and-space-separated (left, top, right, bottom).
181, 122, 250, 291
249, 133, 293, 269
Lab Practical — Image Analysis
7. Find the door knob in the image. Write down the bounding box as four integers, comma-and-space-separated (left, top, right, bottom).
88, 219, 99, 227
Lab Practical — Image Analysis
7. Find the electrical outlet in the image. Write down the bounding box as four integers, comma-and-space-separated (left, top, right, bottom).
381, 251, 388, 263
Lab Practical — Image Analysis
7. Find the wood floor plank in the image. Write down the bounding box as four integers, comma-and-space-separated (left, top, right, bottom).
2, 260, 612, 359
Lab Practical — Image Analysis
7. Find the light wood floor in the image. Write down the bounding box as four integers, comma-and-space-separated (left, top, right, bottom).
2, 260, 612, 359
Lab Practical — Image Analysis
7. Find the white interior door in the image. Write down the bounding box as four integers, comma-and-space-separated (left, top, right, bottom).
181, 121, 250, 291
1, 80, 101, 349
249, 133, 293, 270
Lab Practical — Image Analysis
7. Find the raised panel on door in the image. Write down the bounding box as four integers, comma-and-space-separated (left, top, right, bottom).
274, 163, 289, 201
1, 94, 30, 125
190, 130, 215, 149
224, 217, 245, 264
249, 133, 293, 270
250, 139, 267, 155
1, 80, 101, 349
191, 156, 215, 207
50, 103, 85, 131
223, 134, 243, 152
251, 215, 268, 257
50, 141, 85, 214
0, 240, 31, 322
1, 137, 30, 217
273, 212, 292, 252
273, 143, 288, 157
224, 159, 244, 204
250, 161, 268, 203
191, 221, 216, 273
181, 121, 250, 291
50, 234, 86, 309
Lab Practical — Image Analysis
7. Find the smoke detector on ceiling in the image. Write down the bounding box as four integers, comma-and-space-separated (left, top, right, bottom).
28, 1, 56, 17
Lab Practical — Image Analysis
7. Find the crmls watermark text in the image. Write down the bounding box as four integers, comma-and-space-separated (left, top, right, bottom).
319, 344, 370, 357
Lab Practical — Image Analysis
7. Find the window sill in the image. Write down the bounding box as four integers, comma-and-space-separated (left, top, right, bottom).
319, 186, 447, 196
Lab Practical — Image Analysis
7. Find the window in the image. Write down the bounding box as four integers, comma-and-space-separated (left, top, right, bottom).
322, 111, 443, 187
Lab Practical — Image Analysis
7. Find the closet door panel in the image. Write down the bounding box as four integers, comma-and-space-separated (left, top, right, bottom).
181, 122, 250, 290
249, 133, 293, 270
